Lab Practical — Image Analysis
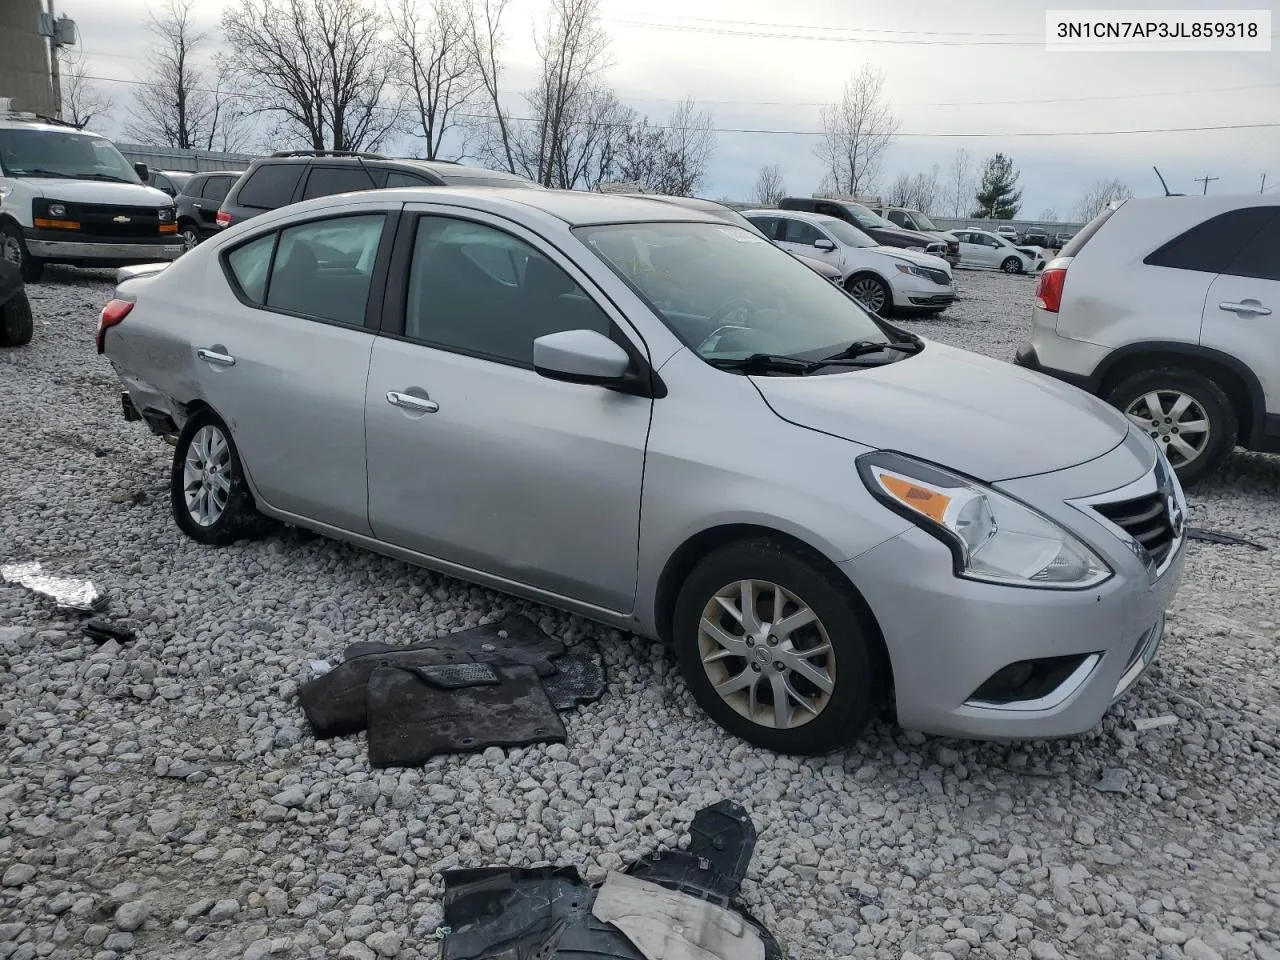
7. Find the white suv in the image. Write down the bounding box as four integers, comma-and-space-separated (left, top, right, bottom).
0, 100, 182, 282
1017, 194, 1280, 484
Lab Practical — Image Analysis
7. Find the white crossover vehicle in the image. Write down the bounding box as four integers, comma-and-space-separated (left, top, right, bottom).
952, 228, 1041, 274
745, 209, 956, 315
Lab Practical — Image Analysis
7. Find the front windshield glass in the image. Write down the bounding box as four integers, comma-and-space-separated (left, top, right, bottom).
0, 129, 141, 183
843, 202, 892, 230
911, 211, 939, 230
577, 221, 889, 362
822, 219, 877, 248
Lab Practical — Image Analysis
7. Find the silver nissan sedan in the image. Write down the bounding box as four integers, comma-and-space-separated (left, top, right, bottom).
98, 187, 1187, 754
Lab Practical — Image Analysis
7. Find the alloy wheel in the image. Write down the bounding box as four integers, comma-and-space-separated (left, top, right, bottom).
1124, 390, 1211, 467
848, 277, 886, 313
698, 579, 836, 730
181, 227, 199, 252
182, 424, 232, 526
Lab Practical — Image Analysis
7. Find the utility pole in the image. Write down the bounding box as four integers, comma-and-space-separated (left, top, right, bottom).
1262, 173, 1268, 194
46, 0, 60, 118
1194, 175, 1219, 195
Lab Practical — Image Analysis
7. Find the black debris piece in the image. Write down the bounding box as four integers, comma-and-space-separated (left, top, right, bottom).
1186, 527, 1268, 550
296, 614, 605, 766
366, 664, 565, 767
439, 801, 783, 960
81, 618, 136, 644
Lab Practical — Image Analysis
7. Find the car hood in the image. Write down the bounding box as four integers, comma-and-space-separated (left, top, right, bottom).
870, 225, 939, 247
879, 247, 951, 270
751, 341, 1130, 481
22, 178, 171, 206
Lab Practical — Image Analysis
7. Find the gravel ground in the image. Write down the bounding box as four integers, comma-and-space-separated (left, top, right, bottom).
1, 264, 1278, 960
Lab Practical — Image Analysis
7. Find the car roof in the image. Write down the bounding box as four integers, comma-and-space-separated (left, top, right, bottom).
0, 117, 107, 138
743, 208, 840, 226
495, 189, 726, 225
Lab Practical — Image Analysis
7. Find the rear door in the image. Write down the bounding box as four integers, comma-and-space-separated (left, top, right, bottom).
193, 207, 394, 533
954, 231, 983, 267
227, 163, 304, 221
363, 206, 653, 612
196, 175, 234, 232
1202, 209, 1280, 419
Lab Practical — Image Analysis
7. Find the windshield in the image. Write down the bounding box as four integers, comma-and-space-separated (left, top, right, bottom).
843, 202, 893, 230
577, 221, 890, 364
910, 211, 939, 230
822, 219, 877, 248
0, 129, 141, 183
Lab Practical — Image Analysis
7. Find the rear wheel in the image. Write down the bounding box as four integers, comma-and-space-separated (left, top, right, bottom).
179, 220, 200, 252
0, 290, 34, 347
170, 409, 273, 545
1001, 256, 1023, 274
1, 223, 43, 283
672, 538, 887, 754
1107, 367, 1237, 486
845, 273, 891, 315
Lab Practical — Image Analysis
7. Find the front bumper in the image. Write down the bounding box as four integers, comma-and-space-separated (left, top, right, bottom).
25, 234, 183, 264
892, 274, 957, 309
843, 445, 1186, 739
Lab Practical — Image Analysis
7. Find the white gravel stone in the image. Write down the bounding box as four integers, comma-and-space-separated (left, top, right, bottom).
113, 901, 149, 931
0, 267, 1275, 960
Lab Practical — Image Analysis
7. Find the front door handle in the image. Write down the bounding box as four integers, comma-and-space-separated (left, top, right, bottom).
1219, 299, 1272, 317
386, 391, 439, 414
196, 347, 236, 366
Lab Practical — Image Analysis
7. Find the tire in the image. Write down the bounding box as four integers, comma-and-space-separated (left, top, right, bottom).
845, 273, 892, 316
0, 290, 34, 347
170, 409, 273, 545
672, 537, 888, 755
1, 223, 43, 283
1106, 367, 1237, 486
1001, 256, 1023, 274
179, 220, 200, 252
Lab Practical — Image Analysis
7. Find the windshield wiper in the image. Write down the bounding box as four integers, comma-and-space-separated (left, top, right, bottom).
708, 351, 908, 376
76, 173, 134, 183
802, 338, 922, 373
13, 169, 78, 179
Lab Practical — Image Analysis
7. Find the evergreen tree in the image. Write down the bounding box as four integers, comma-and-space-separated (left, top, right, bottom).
972, 153, 1023, 219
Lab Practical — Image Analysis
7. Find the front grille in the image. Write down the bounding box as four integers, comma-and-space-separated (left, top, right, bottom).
909, 294, 955, 305
61, 202, 162, 238
915, 265, 950, 285
1094, 492, 1175, 566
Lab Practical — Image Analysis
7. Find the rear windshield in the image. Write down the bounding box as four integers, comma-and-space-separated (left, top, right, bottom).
1059, 203, 1122, 258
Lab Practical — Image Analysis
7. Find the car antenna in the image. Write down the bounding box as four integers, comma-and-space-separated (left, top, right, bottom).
355, 154, 380, 190
1152, 166, 1184, 197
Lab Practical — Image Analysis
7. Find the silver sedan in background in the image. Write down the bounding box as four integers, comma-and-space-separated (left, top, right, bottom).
99, 187, 1186, 753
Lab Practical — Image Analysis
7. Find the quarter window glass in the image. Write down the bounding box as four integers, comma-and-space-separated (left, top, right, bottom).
266, 215, 385, 325
226, 233, 276, 304
384, 170, 430, 188
236, 164, 303, 209
404, 216, 612, 366
1144, 208, 1276, 273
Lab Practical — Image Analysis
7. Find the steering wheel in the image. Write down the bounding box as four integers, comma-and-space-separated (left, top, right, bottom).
695, 298, 757, 352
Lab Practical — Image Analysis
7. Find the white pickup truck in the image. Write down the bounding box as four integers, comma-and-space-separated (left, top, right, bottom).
0, 98, 183, 282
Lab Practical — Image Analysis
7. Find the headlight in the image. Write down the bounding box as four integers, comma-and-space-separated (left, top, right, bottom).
49, 202, 67, 218
857, 451, 1112, 589
895, 263, 941, 281
907, 245, 925, 252
158, 207, 175, 223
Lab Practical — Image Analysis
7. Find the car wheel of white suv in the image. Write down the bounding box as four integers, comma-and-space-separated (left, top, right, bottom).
672, 537, 887, 754
171, 409, 273, 545
1107, 367, 1238, 486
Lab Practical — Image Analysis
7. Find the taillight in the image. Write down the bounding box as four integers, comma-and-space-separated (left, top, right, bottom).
96, 299, 134, 354
1035, 266, 1068, 313
215, 210, 231, 227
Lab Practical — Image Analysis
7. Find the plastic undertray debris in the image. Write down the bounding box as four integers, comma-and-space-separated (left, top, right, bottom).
366, 664, 566, 766
437, 801, 783, 960
81, 618, 136, 644
540, 649, 607, 710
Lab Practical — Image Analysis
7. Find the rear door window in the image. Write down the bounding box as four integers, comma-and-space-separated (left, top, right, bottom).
1144, 207, 1276, 273
235, 164, 303, 210
301, 166, 383, 200
746, 215, 782, 240
266, 214, 386, 326
202, 175, 234, 202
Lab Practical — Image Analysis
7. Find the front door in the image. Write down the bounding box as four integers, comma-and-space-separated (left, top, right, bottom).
778, 218, 841, 269
364, 209, 653, 612
193, 210, 389, 534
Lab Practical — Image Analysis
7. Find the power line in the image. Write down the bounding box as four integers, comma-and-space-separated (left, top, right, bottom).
79, 73, 1280, 140
603, 18, 1046, 46
615, 14, 1036, 40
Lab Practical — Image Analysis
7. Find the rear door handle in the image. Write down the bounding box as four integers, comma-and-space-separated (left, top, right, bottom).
196, 348, 236, 367
386, 391, 439, 414
1219, 300, 1272, 317
192, 202, 203, 209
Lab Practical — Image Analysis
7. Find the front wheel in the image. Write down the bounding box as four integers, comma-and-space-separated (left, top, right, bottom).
672, 538, 887, 754
845, 273, 892, 316
1106, 367, 1237, 486
170, 409, 273, 545
1, 223, 43, 283
1001, 256, 1023, 274
0, 290, 34, 347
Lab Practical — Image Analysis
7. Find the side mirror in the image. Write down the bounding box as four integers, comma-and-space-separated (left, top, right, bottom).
133, 162, 150, 182
533, 329, 631, 386
813, 238, 836, 252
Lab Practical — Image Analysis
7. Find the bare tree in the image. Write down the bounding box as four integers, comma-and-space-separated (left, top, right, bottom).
660, 97, 715, 196
389, 0, 478, 159
464, 0, 515, 172
752, 164, 785, 206
615, 118, 666, 190
945, 148, 974, 218
125, 0, 225, 148
1072, 178, 1133, 222
815, 66, 898, 197
552, 87, 632, 190
59, 49, 114, 130
222, 0, 400, 152
887, 166, 942, 214
1039, 207, 1059, 221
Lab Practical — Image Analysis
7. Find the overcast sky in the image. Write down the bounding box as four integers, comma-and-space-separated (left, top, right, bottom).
65, 0, 1280, 219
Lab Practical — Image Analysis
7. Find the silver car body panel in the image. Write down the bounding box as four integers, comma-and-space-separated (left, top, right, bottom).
104, 186, 1187, 741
